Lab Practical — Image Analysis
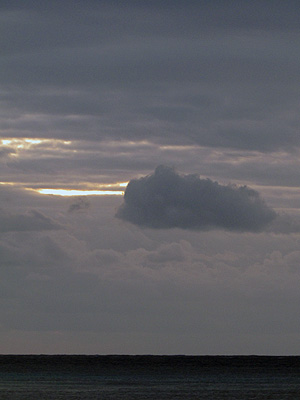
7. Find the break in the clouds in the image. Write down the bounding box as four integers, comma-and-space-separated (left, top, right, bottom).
117, 166, 276, 232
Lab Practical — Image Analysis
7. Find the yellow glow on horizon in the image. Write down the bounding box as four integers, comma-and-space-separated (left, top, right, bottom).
35, 189, 124, 196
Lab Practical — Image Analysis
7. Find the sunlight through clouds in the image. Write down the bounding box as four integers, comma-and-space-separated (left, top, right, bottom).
0, 137, 71, 152
35, 189, 124, 196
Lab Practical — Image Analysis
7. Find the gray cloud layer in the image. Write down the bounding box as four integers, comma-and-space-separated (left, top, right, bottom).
1, 1, 300, 152
117, 166, 276, 231
2, 1, 300, 355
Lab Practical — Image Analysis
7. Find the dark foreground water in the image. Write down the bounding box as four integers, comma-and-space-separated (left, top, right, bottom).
0, 355, 300, 399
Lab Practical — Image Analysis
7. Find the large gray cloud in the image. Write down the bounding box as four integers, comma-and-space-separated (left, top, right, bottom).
116, 166, 276, 231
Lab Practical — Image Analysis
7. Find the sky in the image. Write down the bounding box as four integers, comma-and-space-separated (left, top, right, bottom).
1, 0, 300, 355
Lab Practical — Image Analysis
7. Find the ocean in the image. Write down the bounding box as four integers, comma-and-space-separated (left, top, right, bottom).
0, 355, 299, 399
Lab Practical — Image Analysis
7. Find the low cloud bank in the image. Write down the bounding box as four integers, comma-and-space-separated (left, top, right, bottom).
116, 166, 276, 232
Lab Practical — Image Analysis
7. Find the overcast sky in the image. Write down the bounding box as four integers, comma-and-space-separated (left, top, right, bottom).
1, 0, 300, 355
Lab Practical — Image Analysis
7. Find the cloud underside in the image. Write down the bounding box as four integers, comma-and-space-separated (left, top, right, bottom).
116, 166, 276, 232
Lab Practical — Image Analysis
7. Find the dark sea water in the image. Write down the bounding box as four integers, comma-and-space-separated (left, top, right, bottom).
0, 355, 300, 399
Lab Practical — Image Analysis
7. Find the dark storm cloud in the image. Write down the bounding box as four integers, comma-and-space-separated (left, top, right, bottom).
116, 166, 276, 231
0, 210, 59, 232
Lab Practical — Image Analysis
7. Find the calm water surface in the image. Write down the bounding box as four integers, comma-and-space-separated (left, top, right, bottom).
0, 355, 300, 399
